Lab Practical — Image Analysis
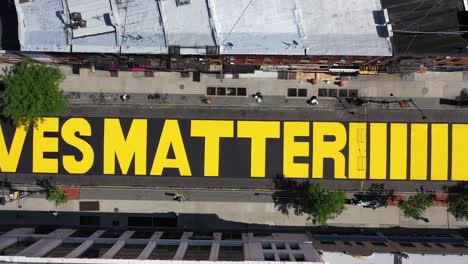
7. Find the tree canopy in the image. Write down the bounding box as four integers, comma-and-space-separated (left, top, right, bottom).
47, 186, 70, 206
398, 191, 435, 221
272, 180, 346, 226
303, 183, 347, 225
448, 193, 468, 221
0, 62, 67, 126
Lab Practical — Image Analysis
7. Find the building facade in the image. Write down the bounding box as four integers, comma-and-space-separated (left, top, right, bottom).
0, 211, 466, 263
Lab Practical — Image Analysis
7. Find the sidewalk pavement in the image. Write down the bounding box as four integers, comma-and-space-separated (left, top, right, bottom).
58, 66, 468, 111
2, 62, 467, 110
0, 187, 466, 229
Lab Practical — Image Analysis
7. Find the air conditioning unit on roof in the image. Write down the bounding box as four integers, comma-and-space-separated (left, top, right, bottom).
176, 0, 191, 7
176, 0, 190, 7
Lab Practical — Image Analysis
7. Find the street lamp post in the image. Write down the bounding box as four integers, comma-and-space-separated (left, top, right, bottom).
408, 99, 427, 120
335, 97, 355, 115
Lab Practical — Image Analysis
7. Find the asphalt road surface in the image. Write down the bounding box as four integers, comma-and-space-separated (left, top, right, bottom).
1, 105, 466, 192
68, 104, 468, 123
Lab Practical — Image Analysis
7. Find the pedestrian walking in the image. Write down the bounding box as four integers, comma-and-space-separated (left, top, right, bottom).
253, 92, 263, 103
173, 193, 185, 202
308, 96, 319, 105
120, 94, 130, 101
202, 98, 213, 104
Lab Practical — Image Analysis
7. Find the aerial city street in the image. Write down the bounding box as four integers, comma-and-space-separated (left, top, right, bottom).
0, 0, 467, 263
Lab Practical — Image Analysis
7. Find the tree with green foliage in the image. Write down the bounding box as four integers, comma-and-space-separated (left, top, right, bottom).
0, 62, 67, 126
302, 183, 346, 225
47, 186, 69, 206
398, 189, 436, 221
448, 193, 468, 221
272, 180, 346, 226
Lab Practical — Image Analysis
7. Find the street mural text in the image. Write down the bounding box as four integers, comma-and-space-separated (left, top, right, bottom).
0, 117, 466, 181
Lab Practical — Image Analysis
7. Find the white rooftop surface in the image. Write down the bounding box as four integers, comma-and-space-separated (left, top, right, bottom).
402, 254, 468, 264
67, 0, 116, 38
212, 0, 392, 56
116, 0, 166, 54
0, 257, 322, 264
296, 0, 392, 56
321, 252, 468, 264
210, 0, 304, 55
15, 0, 69, 52
159, 0, 215, 48
15, 0, 393, 56
71, 32, 119, 53
321, 252, 393, 264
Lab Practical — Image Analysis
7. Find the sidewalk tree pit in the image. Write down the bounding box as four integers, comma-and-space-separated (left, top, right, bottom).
0, 117, 467, 181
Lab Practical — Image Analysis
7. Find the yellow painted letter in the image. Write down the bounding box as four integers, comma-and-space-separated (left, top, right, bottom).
389, 123, 407, 180
104, 119, 147, 175
431, 124, 448, 181
61, 118, 94, 174
238, 121, 280, 177
312, 122, 347, 179
33, 118, 59, 173
452, 124, 468, 181
0, 124, 28, 172
369, 123, 387, 180
410, 124, 428, 180
348, 123, 367, 179
283, 122, 310, 178
191, 120, 233, 176
151, 120, 191, 176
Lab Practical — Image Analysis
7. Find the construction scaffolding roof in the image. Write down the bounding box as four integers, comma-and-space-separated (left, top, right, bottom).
14, 0, 393, 56
382, 0, 468, 56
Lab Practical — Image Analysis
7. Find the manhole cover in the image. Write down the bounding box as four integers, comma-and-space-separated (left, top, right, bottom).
179, 84, 184, 89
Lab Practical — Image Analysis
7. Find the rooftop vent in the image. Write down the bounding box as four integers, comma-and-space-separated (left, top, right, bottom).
70, 12, 83, 21
67, 0, 115, 38
70, 12, 87, 28
176, 0, 191, 7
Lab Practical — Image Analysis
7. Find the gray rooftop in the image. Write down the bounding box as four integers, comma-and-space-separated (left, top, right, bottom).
15, 0, 393, 56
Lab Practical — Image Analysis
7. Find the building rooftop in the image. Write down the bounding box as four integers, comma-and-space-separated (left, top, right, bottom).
382, 0, 468, 56
117, 0, 166, 54
296, 0, 392, 56
16, 0, 69, 52
211, 0, 304, 55
161, 0, 215, 49
14, 0, 393, 56
67, 0, 116, 38
321, 252, 468, 264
